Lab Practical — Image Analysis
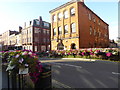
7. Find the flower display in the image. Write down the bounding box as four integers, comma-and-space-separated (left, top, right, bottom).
45, 48, 119, 61
1, 50, 43, 83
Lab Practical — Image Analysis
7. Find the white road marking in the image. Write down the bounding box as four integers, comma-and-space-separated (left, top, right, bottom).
112, 72, 120, 75
52, 79, 71, 88
52, 62, 82, 68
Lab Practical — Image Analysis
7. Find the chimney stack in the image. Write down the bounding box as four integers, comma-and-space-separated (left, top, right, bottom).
19, 26, 22, 33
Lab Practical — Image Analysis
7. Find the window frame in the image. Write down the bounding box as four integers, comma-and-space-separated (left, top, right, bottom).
53, 28, 56, 36
90, 26, 92, 35
58, 26, 62, 35
64, 24, 68, 34
70, 7, 75, 16
63, 10, 68, 19
89, 13, 92, 20
71, 23, 76, 33
58, 12, 62, 21
52, 15, 56, 22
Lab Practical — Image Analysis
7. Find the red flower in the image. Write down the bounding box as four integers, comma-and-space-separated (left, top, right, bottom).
106, 52, 112, 57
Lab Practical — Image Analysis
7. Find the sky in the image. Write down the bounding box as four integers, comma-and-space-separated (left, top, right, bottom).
0, 0, 118, 41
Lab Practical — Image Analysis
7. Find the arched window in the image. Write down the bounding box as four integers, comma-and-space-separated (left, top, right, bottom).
70, 8, 75, 16
57, 42, 64, 50
71, 43, 76, 49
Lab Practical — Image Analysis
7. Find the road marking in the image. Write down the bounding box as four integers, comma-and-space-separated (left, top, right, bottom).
52, 79, 71, 88
112, 72, 120, 75
51, 62, 82, 68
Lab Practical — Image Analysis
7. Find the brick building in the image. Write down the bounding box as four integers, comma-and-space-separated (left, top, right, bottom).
21, 16, 51, 52
0, 30, 19, 50
0, 16, 51, 52
49, 0, 109, 50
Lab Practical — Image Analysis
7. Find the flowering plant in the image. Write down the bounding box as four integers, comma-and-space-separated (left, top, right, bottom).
1, 50, 42, 83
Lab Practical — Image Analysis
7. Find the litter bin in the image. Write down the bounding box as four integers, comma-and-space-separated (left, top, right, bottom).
35, 63, 51, 89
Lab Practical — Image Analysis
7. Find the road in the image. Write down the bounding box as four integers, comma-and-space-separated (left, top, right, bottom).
43, 59, 119, 88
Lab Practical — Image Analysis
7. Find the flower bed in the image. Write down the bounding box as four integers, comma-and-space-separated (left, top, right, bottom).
45, 48, 119, 61
1, 50, 43, 83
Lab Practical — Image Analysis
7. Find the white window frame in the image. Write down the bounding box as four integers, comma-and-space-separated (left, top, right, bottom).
53, 28, 56, 36
64, 25, 68, 34
58, 12, 62, 20
53, 15, 56, 22
58, 26, 62, 35
64, 10, 68, 19
70, 8, 75, 16
71, 23, 76, 33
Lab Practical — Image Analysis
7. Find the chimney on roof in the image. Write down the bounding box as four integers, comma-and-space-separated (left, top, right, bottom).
19, 26, 22, 33
39, 16, 42, 26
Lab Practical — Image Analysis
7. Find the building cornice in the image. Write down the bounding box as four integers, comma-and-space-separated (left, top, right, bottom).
49, 0, 80, 13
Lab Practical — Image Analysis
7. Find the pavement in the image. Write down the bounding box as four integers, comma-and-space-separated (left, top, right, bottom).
40, 58, 96, 63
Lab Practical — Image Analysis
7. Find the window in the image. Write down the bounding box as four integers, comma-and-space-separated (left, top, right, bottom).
47, 39, 50, 42
43, 30, 46, 34
35, 46, 37, 52
89, 13, 92, 20
90, 26, 92, 35
53, 28, 56, 36
58, 13, 62, 20
71, 23, 76, 33
98, 20, 100, 25
64, 10, 68, 19
94, 28, 96, 36
29, 37, 31, 42
47, 30, 49, 34
43, 38, 46, 43
34, 28, 39, 33
64, 25, 68, 34
44, 22, 49, 27
53, 15, 56, 22
93, 17, 96, 22
36, 20, 40, 25
105, 25, 107, 30
35, 37, 38, 42
70, 8, 75, 16
99, 32, 101, 37
58, 26, 62, 35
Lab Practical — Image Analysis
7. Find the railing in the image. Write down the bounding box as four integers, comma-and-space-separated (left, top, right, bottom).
2, 63, 51, 90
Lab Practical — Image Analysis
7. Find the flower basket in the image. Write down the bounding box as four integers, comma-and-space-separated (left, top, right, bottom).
1, 50, 43, 84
